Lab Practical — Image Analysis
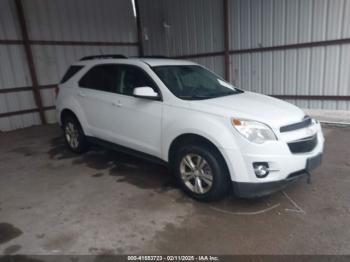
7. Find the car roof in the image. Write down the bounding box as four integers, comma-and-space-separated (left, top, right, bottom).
73, 57, 197, 67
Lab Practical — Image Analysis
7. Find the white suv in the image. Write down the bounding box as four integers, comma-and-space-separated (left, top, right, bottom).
56, 55, 324, 201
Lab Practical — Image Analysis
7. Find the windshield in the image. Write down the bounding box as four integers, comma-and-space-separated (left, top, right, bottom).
152, 65, 243, 100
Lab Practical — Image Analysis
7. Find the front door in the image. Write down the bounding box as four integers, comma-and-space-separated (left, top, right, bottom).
110, 65, 163, 158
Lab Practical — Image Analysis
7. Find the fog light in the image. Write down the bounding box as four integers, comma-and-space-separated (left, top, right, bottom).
253, 162, 269, 178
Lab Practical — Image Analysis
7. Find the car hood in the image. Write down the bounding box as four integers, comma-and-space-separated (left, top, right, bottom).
189, 91, 305, 128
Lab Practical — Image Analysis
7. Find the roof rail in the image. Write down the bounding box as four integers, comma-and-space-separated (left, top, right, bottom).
80, 54, 127, 61
138, 55, 168, 58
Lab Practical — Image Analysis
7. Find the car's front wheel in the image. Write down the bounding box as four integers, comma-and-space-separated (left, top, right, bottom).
174, 144, 231, 201
62, 115, 89, 153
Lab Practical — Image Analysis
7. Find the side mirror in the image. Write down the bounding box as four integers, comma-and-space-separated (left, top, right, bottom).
133, 87, 159, 99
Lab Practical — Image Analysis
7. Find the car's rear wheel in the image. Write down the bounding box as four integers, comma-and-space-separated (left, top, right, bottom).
174, 144, 230, 201
62, 115, 89, 153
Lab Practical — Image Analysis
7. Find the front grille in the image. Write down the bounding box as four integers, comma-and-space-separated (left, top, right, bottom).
287, 134, 317, 154
280, 116, 312, 133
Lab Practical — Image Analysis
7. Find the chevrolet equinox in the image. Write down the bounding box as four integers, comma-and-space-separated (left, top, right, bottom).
55, 55, 324, 201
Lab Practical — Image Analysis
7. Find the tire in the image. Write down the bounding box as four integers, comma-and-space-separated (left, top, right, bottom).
62, 115, 89, 154
173, 144, 231, 202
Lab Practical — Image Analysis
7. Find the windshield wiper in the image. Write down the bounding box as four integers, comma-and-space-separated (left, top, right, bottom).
178, 95, 212, 100
178, 90, 244, 100
212, 90, 244, 98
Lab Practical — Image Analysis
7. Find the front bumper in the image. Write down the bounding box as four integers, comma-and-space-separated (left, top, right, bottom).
232, 153, 322, 198
220, 122, 324, 197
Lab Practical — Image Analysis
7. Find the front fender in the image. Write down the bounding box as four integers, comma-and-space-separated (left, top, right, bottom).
162, 109, 239, 160
161, 110, 242, 182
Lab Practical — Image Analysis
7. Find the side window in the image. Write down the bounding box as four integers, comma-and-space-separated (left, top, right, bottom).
60, 65, 84, 84
78, 65, 120, 93
118, 66, 157, 96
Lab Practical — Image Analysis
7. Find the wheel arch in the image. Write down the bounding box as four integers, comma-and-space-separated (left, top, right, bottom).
168, 133, 229, 173
60, 108, 78, 124
60, 108, 87, 134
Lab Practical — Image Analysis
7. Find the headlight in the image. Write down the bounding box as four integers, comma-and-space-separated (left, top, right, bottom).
231, 118, 277, 144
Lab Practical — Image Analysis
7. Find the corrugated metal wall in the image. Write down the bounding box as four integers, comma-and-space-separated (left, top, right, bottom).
139, 0, 350, 110
138, 0, 226, 78
2, 0, 349, 131
230, 0, 350, 110
0, 0, 41, 131
0, 0, 138, 131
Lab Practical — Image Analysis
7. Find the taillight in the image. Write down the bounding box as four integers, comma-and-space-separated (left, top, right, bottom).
54, 85, 59, 98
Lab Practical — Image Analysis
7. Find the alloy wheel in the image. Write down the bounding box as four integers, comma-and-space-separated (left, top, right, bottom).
179, 153, 213, 194
65, 122, 80, 149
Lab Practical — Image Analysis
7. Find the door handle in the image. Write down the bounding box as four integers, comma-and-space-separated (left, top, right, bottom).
78, 91, 86, 97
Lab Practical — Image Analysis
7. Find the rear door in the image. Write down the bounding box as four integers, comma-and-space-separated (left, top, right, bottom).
77, 64, 122, 140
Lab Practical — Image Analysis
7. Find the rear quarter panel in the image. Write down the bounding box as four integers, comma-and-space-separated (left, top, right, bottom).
56, 84, 91, 136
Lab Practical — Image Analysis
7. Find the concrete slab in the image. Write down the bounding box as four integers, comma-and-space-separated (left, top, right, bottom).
0, 124, 349, 255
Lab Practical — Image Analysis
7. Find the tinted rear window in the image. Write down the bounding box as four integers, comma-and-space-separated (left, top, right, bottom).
78, 64, 120, 93
60, 65, 84, 84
